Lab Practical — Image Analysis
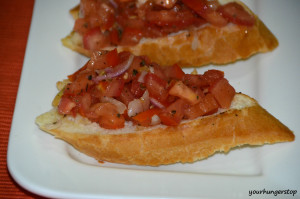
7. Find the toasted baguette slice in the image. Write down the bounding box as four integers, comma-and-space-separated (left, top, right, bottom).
36, 93, 294, 166
62, 0, 278, 67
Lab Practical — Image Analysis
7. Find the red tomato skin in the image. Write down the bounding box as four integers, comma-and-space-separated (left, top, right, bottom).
183, 74, 209, 89
159, 99, 186, 126
120, 27, 143, 46
184, 93, 219, 119
218, 2, 255, 26
58, 96, 76, 115
83, 27, 110, 50
132, 108, 161, 126
104, 79, 125, 97
68, 62, 88, 82
77, 93, 92, 117
89, 102, 125, 129
203, 70, 224, 85
181, 0, 228, 27
98, 114, 125, 129
144, 73, 169, 102
109, 28, 120, 46
164, 64, 185, 81
118, 85, 135, 106
105, 49, 120, 67
73, 18, 89, 35
209, 78, 235, 108
130, 79, 146, 98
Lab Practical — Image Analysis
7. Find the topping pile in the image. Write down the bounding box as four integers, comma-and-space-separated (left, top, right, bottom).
57, 50, 235, 129
74, 0, 255, 50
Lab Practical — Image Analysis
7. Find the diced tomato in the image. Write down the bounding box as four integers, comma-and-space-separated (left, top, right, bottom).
65, 71, 94, 95
68, 62, 88, 82
59, 47, 237, 129
98, 114, 125, 129
120, 26, 143, 46
58, 96, 76, 115
73, 18, 90, 35
130, 79, 146, 98
80, 0, 97, 18
144, 73, 168, 102
104, 79, 125, 97
132, 108, 161, 126
201, 10, 228, 27
100, 11, 115, 31
218, 2, 255, 26
203, 70, 224, 86
168, 81, 200, 105
77, 93, 92, 116
106, 49, 120, 67
109, 28, 120, 46
83, 27, 110, 50
181, 0, 228, 27
183, 74, 209, 89
209, 78, 235, 108
90, 103, 125, 129
118, 85, 135, 106
184, 93, 219, 119
164, 64, 185, 81
145, 6, 204, 29
159, 99, 186, 126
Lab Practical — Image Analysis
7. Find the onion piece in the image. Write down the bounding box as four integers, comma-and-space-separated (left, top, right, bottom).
100, 96, 127, 114
151, 114, 161, 126
93, 54, 134, 82
128, 99, 144, 117
137, 71, 148, 83
150, 97, 165, 109
127, 90, 150, 117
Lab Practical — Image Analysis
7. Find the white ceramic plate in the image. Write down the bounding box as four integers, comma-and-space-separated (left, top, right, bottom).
7, 0, 300, 198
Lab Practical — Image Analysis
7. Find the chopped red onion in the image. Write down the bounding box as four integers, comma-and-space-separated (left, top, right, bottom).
150, 97, 165, 109
93, 54, 134, 83
137, 71, 148, 83
151, 114, 161, 126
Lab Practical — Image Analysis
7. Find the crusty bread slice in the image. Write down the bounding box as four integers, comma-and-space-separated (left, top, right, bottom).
35, 93, 294, 166
61, 0, 278, 67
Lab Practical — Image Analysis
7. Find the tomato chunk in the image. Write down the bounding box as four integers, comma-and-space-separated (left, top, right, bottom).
181, 0, 228, 27
184, 93, 219, 119
144, 73, 168, 102
209, 78, 235, 108
218, 2, 255, 26
68, 62, 88, 82
90, 103, 125, 129
159, 99, 186, 126
132, 108, 161, 126
106, 49, 120, 67
83, 27, 110, 50
130, 79, 146, 98
169, 81, 200, 105
58, 96, 76, 115
164, 64, 185, 81
183, 74, 209, 89
104, 79, 125, 97
203, 69, 224, 86
118, 85, 135, 106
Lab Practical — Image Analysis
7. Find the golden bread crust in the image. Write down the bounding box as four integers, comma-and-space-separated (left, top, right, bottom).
36, 94, 294, 166
61, 1, 278, 67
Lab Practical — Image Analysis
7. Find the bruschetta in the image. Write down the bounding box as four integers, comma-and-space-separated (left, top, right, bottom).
35, 50, 294, 166
61, 0, 278, 67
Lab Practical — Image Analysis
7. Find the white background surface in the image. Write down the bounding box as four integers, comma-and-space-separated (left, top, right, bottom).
7, 0, 300, 198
